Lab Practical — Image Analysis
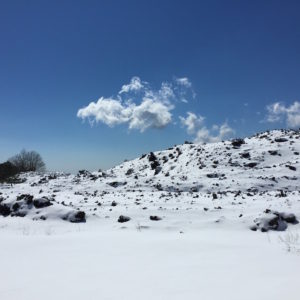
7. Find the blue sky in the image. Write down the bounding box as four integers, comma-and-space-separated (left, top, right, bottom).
1, 0, 300, 172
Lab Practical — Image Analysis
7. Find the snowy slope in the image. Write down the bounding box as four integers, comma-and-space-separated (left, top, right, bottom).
1, 129, 300, 300
1, 129, 299, 230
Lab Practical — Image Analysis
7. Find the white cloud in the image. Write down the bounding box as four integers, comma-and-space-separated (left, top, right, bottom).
180, 112, 235, 143
77, 97, 132, 127
175, 77, 192, 88
77, 97, 172, 132
78, 76, 194, 132
266, 101, 300, 128
119, 76, 144, 94
128, 98, 172, 132
174, 77, 196, 102
179, 112, 204, 134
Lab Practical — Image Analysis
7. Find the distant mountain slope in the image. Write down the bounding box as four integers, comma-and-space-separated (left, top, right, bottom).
108, 129, 300, 193
1, 129, 299, 232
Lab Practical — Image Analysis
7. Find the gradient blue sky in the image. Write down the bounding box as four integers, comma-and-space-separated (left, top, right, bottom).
1, 0, 300, 172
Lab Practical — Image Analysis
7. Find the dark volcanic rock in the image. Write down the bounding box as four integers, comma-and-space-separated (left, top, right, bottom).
77, 170, 91, 176
118, 215, 131, 223
275, 137, 288, 143
65, 211, 86, 223
17, 194, 33, 204
244, 162, 258, 168
148, 152, 157, 162
154, 166, 162, 175
286, 165, 296, 171
12, 202, 20, 211
207, 173, 223, 178
125, 168, 134, 176
268, 150, 279, 156
207, 173, 218, 178
253, 211, 298, 232
240, 152, 250, 159
277, 212, 298, 224
150, 215, 162, 221
150, 161, 160, 170
33, 197, 53, 208
231, 138, 245, 147
0, 204, 11, 217
107, 181, 127, 188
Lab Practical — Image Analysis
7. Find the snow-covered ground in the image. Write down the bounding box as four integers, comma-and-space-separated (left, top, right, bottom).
1, 129, 300, 299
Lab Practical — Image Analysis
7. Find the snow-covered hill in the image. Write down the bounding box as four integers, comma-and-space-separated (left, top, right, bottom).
1, 129, 300, 300
1, 129, 299, 232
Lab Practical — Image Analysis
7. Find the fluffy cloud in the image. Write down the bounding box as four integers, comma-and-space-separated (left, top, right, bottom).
77, 97, 132, 127
77, 76, 194, 132
180, 112, 235, 143
179, 112, 205, 134
77, 97, 172, 132
119, 76, 144, 94
266, 101, 300, 128
175, 77, 192, 88
174, 77, 195, 102
128, 98, 172, 131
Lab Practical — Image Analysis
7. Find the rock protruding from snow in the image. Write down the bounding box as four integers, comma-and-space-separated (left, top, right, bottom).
252, 211, 298, 232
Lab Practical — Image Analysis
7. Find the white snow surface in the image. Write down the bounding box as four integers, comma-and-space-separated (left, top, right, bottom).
1, 129, 300, 300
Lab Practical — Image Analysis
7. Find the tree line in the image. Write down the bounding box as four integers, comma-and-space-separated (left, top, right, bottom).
0, 150, 45, 181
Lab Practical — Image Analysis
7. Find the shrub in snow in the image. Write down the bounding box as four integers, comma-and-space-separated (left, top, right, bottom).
0, 161, 19, 181
9, 149, 45, 172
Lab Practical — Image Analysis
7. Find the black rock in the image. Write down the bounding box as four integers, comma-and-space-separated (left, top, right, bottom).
150, 161, 160, 170
207, 173, 219, 178
268, 150, 279, 156
286, 165, 296, 171
231, 138, 245, 147
280, 213, 298, 224
125, 168, 134, 176
12, 202, 20, 211
275, 137, 288, 142
154, 166, 162, 175
107, 181, 127, 188
244, 162, 258, 168
33, 197, 53, 208
148, 152, 157, 162
17, 194, 33, 204
240, 152, 250, 159
150, 215, 162, 221
68, 211, 86, 223
118, 215, 131, 223
0, 204, 11, 217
